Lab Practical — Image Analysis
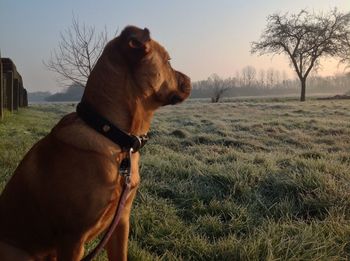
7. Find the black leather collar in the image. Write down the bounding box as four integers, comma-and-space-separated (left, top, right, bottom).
76, 102, 148, 152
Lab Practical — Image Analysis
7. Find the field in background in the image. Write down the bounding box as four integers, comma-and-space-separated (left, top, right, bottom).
0, 99, 350, 260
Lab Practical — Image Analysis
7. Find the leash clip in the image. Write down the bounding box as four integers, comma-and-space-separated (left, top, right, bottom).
119, 148, 133, 184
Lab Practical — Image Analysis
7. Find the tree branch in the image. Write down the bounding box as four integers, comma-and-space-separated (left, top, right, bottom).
44, 16, 111, 87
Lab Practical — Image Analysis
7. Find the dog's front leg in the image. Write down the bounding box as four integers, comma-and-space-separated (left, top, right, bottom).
105, 189, 137, 261
56, 237, 85, 261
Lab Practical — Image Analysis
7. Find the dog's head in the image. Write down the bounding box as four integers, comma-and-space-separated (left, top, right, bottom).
109, 26, 192, 106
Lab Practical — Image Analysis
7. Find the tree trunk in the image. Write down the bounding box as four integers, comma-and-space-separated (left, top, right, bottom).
300, 78, 306, 102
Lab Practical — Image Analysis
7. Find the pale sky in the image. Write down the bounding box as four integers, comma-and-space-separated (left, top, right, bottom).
0, 0, 349, 92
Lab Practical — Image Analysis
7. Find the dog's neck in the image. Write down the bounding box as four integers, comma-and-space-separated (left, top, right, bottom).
81, 54, 156, 136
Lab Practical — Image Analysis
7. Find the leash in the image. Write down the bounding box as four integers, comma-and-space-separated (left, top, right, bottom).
76, 102, 148, 260
81, 148, 133, 261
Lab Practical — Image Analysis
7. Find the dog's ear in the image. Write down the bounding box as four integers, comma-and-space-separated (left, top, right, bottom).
120, 26, 151, 61
128, 28, 150, 51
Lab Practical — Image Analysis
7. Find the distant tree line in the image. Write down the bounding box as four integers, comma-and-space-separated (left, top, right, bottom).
191, 68, 350, 100
45, 84, 84, 102
28, 91, 51, 102
27, 71, 349, 103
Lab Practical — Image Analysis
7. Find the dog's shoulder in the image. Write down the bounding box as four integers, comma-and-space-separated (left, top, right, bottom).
50, 112, 122, 158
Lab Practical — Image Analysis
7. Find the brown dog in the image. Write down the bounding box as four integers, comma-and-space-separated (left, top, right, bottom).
0, 26, 191, 261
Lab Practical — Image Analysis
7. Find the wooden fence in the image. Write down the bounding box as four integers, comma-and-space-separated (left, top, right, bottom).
0, 56, 28, 120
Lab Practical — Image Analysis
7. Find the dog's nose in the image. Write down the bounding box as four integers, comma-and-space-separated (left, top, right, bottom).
176, 71, 192, 94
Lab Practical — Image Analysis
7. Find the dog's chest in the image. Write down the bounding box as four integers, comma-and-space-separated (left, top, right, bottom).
86, 153, 140, 239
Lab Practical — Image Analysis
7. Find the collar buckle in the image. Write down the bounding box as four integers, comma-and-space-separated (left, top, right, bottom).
130, 134, 149, 152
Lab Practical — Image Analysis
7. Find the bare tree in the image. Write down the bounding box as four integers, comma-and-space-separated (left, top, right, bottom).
235, 71, 242, 87
251, 9, 350, 101
339, 34, 350, 70
242, 66, 257, 87
266, 68, 275, 88
209, 74, 230, 103
44, 16, 109, 87
258, 69, 266, 88
282, 70, 288, 84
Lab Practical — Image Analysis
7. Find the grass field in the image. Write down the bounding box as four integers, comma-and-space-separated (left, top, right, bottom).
1, 98, 350, 260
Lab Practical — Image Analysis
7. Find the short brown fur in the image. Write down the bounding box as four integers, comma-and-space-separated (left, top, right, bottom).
0, 26, 191, 261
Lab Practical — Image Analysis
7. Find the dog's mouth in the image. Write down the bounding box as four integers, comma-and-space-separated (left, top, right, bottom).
160, 74, 192, 106
168, 80, 192, 105
169, 94, 184, 105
